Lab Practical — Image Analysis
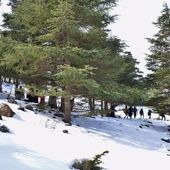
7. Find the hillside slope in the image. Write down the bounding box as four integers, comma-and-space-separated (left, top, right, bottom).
0, 98, 170, 170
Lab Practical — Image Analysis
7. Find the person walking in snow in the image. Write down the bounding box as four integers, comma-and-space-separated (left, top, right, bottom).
147, 109, 152, 119
127, 106, 133, 119
133, 107, 137, 118
109, 103, 116, 117
123, 105, 129, 118
139, 108, 144, 119
160, 113, 166, 121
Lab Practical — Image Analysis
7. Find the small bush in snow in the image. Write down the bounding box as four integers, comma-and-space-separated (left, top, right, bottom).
0, 125, 10, 133
96, 110, 109, 117
72, 151, 109, 170
86, 111, 98, 117
37, 104, 46, 111
86, 110, 110, 118
25, 104, 34, 111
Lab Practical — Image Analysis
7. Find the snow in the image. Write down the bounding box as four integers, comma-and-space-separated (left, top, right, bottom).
1, 82, 15, 96
0, 92, 170, 170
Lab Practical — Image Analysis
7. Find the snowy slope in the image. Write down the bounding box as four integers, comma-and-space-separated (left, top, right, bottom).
0, 97, 170, 170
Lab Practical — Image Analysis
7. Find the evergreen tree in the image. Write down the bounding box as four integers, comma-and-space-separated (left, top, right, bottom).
146, 3, 170, 114
0, 0, 145, 123
1, 0, 118, 123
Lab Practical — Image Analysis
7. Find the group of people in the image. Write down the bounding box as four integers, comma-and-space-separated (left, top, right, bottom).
108, 103, 166, 121
123, 106, 153, 119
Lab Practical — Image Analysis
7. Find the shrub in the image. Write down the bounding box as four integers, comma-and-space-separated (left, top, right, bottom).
37, 103, 46, 111
86, 110, 110, 118
72, 151, 109, 170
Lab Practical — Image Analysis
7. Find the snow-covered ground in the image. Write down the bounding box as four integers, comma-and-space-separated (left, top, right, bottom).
1, 82, 15, 96
0, 93, 170, 170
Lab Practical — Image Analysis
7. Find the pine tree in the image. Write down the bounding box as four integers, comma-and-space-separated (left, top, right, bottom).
146, 3, 170, 114
1, 0, 118, 123
0, 0, 145, 122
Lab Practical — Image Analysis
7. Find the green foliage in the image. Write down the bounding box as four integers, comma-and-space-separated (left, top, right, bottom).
0, 0, 145, 122
53, 65, 99, 96
100, 85, 146, 105
146, 3, 170, 114
72, 151, 109, 170
15, 87, 24, 93
37, 103, 46, 112
146, 89, 170, 113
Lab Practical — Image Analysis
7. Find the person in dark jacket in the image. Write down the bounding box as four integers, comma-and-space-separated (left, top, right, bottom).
128, 106, 133, 119
139, 108, 144, 119
147, 109, 152, 119
110, 103, 116, 117
124, 105, 129, 118
133, 107, 137, 118
160, 113, 166, 121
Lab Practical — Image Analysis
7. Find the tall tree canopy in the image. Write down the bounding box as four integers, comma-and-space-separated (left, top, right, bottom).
0, 0, 144, 122
146, 3, 170, 114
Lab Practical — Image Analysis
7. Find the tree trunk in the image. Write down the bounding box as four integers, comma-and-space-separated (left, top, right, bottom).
60, 97, 65, 112
15, 78, 19, 89
8, 77, 11, 83
39, 96, 45, 105
70, 98, 74, 111
48, 96, 57, 108
101, 100, 104, 110
104, 101, 108, 110
64, 96, 71, 123
93, 98, 95, 111
0, 81, 2, 93
89, 98, 95, 112
63, 86, 71, 123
